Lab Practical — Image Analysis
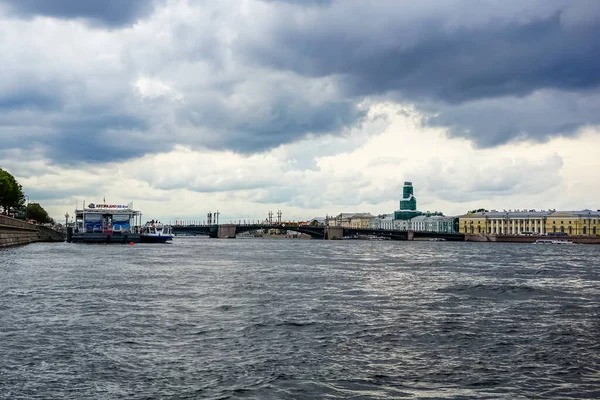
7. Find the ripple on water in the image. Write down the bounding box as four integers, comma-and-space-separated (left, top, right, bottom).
0, 240, 599, 399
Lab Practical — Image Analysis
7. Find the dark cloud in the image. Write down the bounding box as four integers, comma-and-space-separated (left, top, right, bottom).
2, 0, 599, 167
260, 0, 333, 6
45, 114, 153, 164
0, 0, 158, 27
427, 90, 600, 146
0, 90, 63, 111
0, 110, 152, 164
238, 0, 600, 146
181, 96, 364, 153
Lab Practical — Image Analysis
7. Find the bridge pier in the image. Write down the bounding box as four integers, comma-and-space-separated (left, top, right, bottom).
217, 224, 237, 239
326, 226, 344, 240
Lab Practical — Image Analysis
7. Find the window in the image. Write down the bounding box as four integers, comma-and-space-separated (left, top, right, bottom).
560, 226, 564, 233
583, 226, 587, 234
568, 226, 572, 235
478, 226, 481, 233
594, 226, 597, 235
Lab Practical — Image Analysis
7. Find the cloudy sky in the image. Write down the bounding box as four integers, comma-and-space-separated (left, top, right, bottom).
1, 0, 599, 223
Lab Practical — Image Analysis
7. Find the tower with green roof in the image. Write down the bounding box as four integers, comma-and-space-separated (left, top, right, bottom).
394, 181, 422, 220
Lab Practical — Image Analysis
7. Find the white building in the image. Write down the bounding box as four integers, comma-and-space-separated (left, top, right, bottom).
370, 214, 394, 229
410, 215, 457, 233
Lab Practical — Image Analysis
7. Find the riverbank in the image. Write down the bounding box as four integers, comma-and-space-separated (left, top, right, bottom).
465, 233, 600, 244
0, 215, 64, 248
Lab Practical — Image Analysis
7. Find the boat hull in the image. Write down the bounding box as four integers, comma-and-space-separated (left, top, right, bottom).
140, 235, 173, 243
69, 232, 142, 244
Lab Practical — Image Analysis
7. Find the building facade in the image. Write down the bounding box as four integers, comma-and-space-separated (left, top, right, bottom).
411, 215, 458, 233
330, 213, 376, 228
459, 210, 600, 236
370, 214, 394, 229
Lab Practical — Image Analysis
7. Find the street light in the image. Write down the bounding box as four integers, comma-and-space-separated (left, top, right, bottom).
65, 212, 69, 226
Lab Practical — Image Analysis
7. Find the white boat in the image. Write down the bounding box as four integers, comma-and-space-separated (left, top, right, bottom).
141, 221, 173, 243
533, 239, 574, 245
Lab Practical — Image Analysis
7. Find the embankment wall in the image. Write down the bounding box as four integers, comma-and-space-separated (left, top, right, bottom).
0, 215, 64, 248
465, 234, 600, 244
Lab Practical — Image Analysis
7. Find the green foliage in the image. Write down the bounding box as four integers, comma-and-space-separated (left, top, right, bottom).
469, 208, 488, 213
26, 203, 53, 224
0, 168, 25, 215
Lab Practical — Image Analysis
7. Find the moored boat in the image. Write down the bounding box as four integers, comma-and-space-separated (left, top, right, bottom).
67, 201, 172, 244
68, 201, 143, 243
140, 221, 173, 243
533, 239, 574, 245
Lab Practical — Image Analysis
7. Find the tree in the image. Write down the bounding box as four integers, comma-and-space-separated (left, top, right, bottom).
26, 203, 53, 224
0, 168, 25, 215
469, 208, 488, 214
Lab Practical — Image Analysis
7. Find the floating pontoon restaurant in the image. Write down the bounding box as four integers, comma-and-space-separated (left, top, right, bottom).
68, 201, 144, 243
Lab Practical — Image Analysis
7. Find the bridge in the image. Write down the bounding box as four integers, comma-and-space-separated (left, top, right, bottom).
172, 223, 464, 241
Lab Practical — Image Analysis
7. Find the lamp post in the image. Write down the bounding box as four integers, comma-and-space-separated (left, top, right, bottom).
64, 212, 69, 226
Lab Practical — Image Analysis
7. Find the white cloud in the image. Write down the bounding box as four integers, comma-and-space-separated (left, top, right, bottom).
5, 102, 599, 222
1, 0, 599, 223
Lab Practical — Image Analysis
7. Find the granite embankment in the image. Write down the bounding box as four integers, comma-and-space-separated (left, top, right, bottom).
0, 215, 64, 248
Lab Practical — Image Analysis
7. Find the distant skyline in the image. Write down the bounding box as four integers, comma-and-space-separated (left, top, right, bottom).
1, 0, 599, 222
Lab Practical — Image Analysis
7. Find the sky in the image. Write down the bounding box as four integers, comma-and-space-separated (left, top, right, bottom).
1, 0, 599, 223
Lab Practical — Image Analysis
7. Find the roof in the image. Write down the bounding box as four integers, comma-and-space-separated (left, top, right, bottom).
75, 208, 141, 216
459, 210, 600, 218
351, 213, 375, 218
411, 215, 455, 222
334, 213, 374, 218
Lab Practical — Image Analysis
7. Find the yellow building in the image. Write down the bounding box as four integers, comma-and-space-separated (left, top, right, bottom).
459, 210, 600, 236
330, 213, 375, 228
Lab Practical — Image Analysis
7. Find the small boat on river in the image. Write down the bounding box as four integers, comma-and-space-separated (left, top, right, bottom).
533, 239, 574, 245
141, 221, 173, 243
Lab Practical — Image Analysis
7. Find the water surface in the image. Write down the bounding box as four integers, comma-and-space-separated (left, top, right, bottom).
1, 239, 599, 399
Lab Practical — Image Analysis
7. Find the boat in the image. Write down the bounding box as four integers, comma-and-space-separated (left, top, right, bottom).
67, 201, 172, 244
68, 201, 143, 243
140, 220, 173, 243
533, 239, 574, 245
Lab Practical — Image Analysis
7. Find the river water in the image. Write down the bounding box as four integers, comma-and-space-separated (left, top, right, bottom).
1, 238, 599, 399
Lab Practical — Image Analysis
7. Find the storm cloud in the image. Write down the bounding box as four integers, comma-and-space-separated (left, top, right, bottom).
242, 0, 600, 146
0, 0, 159, 27
0, 0, 599, 166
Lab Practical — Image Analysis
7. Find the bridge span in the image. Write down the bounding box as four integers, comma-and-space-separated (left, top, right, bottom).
172, 223, 464, 241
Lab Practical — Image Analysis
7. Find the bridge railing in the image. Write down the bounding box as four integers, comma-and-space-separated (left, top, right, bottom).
171, 222, 461, 235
